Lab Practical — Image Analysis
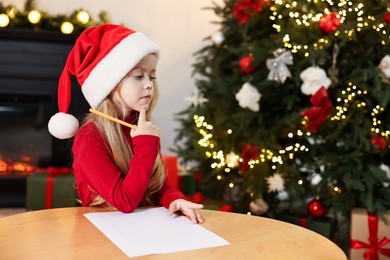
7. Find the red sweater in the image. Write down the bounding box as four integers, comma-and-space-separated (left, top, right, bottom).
72, 120, 186, 213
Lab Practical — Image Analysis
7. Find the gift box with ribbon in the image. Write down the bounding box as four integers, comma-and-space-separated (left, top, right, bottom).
276, 211, 336, 240
26, 167, 79, 210
350, 208, 390, 260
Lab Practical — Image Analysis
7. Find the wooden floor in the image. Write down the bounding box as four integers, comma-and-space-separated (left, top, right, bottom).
0, 208, 27, 218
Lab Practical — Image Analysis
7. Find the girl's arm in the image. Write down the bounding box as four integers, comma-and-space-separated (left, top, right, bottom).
73, 124, 159, 213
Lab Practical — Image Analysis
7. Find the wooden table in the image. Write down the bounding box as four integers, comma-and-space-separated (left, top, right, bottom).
0, 207, 347, 259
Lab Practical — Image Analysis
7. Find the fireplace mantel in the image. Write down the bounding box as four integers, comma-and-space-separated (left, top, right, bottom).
0, 28, 79, 42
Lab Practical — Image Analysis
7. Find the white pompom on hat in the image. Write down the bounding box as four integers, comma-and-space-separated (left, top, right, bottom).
48, 24, 160, 139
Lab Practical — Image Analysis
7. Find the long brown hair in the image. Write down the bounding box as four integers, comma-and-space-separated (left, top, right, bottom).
82, 71, 166, 206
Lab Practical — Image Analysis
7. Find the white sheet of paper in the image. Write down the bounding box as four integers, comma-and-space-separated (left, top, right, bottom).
84, 207, 230, 258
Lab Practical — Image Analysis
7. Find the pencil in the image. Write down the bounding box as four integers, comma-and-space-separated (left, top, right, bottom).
89, 108, 137, 129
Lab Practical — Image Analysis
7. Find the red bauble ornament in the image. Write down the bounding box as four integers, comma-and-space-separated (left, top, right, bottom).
319, 12, 341, 34
239, 55, 255, 74
307, 199, 326, 217
371, 135, 387, 151
384, 11, 390, 24
233, 0, 270, 24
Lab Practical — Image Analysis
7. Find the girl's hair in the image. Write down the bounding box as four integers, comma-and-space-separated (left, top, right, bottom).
82, 66, 166, 206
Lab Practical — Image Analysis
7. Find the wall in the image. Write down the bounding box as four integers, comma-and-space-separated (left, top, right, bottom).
3, 0, 222, 155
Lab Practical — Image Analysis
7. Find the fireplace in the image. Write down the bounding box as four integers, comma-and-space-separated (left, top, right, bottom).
0, 93, 52, 171
0, 29, 89, 206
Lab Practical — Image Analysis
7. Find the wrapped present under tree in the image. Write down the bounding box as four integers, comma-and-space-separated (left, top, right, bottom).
26, 168, 79, 210
350, 208, 390, 260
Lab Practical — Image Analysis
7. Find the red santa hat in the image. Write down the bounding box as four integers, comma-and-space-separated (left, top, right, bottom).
48, 24, 160, 139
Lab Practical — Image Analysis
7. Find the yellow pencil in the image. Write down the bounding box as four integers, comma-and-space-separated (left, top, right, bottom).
89, 108, 137, 129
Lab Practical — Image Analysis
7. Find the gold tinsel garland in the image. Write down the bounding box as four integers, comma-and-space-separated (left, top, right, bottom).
0, 0, 111, 34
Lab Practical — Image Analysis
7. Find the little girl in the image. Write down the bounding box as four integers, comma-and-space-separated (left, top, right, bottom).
48, 24, 204, 223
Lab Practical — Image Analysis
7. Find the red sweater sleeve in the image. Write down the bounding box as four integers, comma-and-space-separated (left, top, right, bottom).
157, 182, 188, 209
72, 123, 159, 213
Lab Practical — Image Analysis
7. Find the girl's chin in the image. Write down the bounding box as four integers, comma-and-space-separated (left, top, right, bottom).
137, 104, 150, 111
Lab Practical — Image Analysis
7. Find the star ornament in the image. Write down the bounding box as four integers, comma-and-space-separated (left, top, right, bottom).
185, 90, 208, 107
266, 173, 285, 193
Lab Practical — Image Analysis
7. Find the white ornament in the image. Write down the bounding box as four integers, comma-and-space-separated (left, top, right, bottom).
266, 173, 285, 193
380, 163, 390, 188
310, 173, 323, 186
235, 82, 261, 112
184, 90, 208, 107
300, 66, 331, 95
211, 31, 224, 46
378, 55, 390, 78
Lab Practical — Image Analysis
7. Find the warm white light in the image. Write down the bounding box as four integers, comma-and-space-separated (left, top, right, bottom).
28, 10, 41, 24
61, 21, 74, 34
0, 14, 10, 27
77, 11, 90, 24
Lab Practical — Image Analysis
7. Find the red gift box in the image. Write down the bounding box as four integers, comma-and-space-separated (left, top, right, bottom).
350, 208, 390, 260
162, 155, 178, 190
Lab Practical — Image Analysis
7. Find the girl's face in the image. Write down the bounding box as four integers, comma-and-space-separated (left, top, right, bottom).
113, 54, 157, 115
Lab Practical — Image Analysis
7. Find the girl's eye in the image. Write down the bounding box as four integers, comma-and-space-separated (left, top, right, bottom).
133, 73, 156, 81
135, 74, 143, 80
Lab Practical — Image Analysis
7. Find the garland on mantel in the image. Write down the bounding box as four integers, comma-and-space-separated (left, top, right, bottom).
0, 0, 111, 34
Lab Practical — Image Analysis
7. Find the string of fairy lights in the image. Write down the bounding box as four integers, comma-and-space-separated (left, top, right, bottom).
193, 82, 390, 192
0, 1, 108, 34
193, 114, 310, 185
330, 82, 367, 121
269, 0, 389, 56
0, 8, 89, 34
330, 82, 390, 139
193, 106, 382, 202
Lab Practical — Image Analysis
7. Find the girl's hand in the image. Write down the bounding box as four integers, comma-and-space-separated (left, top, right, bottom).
131, 106, 159, 137
168, 199, 204, 224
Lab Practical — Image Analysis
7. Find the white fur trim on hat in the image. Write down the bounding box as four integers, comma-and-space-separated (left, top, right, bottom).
48, 112, 79, 139
82, 32, 160, 109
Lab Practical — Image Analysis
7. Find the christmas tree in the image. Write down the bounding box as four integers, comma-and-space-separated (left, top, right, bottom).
174, 0, 390, 222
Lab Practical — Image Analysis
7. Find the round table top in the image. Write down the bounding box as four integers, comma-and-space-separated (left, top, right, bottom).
0, 207, 346, 259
